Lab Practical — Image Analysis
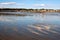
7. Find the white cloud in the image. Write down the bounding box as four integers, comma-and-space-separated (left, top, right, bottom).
40, 4, 46, 6
0, 2, 16, 5
0, 2, 25, 8
33, 4, 46, 7
0, 2, 25, 6
16, 3, 25, 6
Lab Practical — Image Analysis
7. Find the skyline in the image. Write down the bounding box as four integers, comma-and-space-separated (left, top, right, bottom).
0, 0, 60, 9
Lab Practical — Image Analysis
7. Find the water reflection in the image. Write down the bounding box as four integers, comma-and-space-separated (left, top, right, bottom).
27, 24, 49, 35
0, 15, 17, 22
27, 24, 60, 34
0, 12, 60, 40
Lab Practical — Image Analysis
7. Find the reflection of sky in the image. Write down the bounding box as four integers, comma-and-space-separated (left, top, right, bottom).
0, 15, 18, 22
31, 14, 60, 25
0, 13, 60, 39
0, 13, 60, 24
27, 24, 60, 37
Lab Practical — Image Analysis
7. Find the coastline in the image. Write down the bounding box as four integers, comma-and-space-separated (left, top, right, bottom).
0, 8, 60, 13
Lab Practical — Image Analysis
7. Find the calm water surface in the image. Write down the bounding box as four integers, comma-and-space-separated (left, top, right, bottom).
0, 12, 60, 40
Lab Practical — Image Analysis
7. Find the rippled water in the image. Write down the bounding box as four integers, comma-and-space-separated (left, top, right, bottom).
0, 12, 60, 40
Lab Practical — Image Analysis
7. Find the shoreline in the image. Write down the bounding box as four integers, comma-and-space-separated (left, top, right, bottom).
0, 12, 60, 16
0, 8, 60, 13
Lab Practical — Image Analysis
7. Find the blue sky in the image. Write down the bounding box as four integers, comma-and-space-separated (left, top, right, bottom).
0, 0, 60, 9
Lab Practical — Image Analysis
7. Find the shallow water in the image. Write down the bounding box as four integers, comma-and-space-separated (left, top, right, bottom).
0, 12, 60, 40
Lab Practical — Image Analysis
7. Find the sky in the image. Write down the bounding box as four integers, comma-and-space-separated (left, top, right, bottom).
0, 0, 60, 9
